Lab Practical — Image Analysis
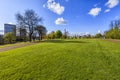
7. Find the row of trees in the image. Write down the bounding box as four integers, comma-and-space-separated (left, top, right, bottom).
3, 24, 47, 44
46, 29, 69, 39
0, 9, 120, 44
105, 19, 120, 39
0, 9, 47, 44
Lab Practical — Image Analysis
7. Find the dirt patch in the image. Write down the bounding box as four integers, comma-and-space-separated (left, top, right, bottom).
105, 39, 120, 43
0, 43, 37, 52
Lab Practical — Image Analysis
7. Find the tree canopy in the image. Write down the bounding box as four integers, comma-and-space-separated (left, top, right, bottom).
16, 9, 42, 42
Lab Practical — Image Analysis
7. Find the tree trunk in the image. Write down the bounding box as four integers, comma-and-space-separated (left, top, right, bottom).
41, 35, 42, 40
39, 33, 41, 41
29, 34, 32, 42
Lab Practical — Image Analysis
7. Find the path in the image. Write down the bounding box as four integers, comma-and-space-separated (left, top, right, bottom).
0, 43, 37, 52
105, 39, 120, 43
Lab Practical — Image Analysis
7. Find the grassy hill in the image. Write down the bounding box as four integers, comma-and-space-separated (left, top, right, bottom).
0, 39, 120, 80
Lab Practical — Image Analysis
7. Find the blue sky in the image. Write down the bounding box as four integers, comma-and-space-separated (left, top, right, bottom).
0, 0, 120, 35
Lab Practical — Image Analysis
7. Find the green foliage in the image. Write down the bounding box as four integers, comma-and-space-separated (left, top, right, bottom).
95, 33, 103, 38
47, 30, 63, 39
0, 39, 120, 79
62, 29, 69, 39
105, 27, 120, 39
47, 31, 56, 39
105, 20, 120, 39
4, 32, 16, 44
0, 35, 4, 44
55, 30, 63, 38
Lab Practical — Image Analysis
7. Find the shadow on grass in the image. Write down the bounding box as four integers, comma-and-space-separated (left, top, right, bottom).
44, 40, 88, 44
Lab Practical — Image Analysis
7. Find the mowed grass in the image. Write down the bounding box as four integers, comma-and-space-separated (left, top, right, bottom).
0, 39, 120, 80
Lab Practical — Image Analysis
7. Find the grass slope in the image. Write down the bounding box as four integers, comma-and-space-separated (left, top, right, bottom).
0, 39, 120, 80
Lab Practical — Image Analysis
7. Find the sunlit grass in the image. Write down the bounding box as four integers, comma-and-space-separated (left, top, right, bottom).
0, 39, 120, 80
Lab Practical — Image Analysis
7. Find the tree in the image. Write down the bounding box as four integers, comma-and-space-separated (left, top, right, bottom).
95, 33, 103, 38
4, 32, 16, 44
110, 20, 120, 29
105, 19, 120, 39
55, 30, 62, 38
20, 28, 27, 41
16, 9, 42, 42
47, 31, 56, 39
63, 29, 69, 39
35, 25, 47, 41
0, 35, 4, 45
16, 27, 27, 42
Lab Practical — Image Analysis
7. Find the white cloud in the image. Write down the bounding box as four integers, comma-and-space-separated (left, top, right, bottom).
105, 9, 111, 12
8, 22, 14, 24
98, 30, 101, 33
44, 0, 65, 15
115, 16, 120, 19
88, 7, 101, 16
94, 3, 100, 7
85, 32, 90, 35
55, 17, 67, 25
105, 0, 119, 8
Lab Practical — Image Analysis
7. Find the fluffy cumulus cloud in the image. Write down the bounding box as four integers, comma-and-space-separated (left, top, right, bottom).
105, 0, 119, 8
55, 17, 67, 25
88, 7, 101, 16
44, 0, 65, 15
105, 0, 119, 13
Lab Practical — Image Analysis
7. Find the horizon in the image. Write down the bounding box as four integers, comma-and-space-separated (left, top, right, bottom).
0, 0, 120, 35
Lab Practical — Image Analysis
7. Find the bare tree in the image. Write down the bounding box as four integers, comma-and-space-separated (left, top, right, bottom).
16, 9, 42, 42
35, 25, 47, 41
110, 20, 120, 29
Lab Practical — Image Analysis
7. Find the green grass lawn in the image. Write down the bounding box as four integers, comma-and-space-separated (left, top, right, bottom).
0, 39, 120, 80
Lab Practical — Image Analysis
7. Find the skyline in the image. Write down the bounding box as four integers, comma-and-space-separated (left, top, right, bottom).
0, 0, 120, 35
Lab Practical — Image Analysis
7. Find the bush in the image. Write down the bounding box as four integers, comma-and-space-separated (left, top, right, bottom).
4, 32, 16, 44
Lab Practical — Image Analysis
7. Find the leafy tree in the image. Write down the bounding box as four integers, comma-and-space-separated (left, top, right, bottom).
4, 32, 16, 44
48, 31, 56, 39
95, 33, 103, 38
63, 29, 69, 39
0, 35, 4, 45
105, 19, 120, 39
35, 25, 47, 41
16, 9, 42, 42
55, 30, 62, 38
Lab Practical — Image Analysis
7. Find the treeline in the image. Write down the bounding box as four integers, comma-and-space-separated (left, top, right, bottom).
0, 9, 47, 45
105, 19, 120, 39
0, 25, 47, 45
0, 9, 120, 45
46, 29, 69, 39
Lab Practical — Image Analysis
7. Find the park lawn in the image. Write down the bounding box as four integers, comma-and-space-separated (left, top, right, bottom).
0, 39, 120, 80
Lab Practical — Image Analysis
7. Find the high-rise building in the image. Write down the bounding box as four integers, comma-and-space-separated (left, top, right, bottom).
4, 24, 16, 35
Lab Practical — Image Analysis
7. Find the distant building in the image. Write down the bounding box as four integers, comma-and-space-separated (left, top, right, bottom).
4, 24, 16, 35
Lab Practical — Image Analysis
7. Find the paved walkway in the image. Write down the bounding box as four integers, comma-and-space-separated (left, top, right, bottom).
0, 43, 37, 52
